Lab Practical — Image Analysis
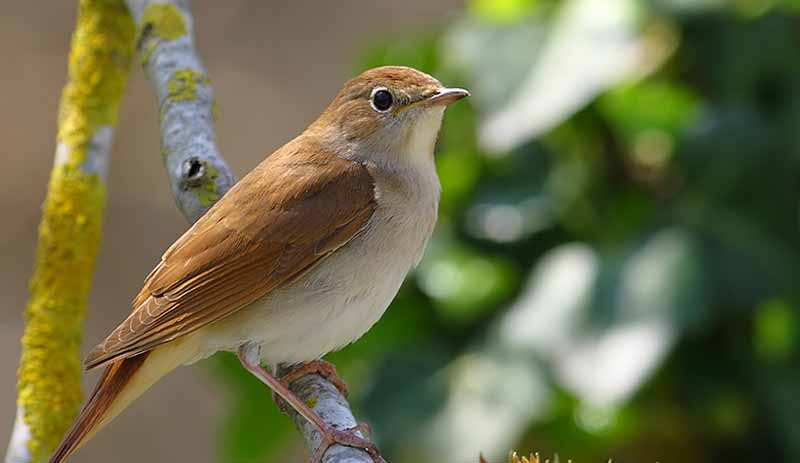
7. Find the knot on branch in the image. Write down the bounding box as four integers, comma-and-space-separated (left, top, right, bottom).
178, 157, 221, 208
181, 156, 205, 184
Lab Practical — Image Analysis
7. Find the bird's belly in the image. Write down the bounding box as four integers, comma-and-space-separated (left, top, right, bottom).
201, 207, 433, 365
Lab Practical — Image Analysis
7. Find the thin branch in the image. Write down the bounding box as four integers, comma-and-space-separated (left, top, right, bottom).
277, 365, 377, 463
5, 1, 136, 462
123, 1, 378, 461
124, 0, 234, 223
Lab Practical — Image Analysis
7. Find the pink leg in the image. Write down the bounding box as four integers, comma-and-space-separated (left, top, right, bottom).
237, 346, 385, 463
280, 359, 349, 397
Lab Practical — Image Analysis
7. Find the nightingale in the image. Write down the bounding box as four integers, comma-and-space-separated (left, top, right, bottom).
50, 66, 468, 463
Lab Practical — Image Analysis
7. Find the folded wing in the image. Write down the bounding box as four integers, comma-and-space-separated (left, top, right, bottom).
85, 139, 376, 370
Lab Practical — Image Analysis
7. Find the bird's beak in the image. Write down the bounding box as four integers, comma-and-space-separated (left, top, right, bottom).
396, 87, 470, 114
425, 87, 470, 107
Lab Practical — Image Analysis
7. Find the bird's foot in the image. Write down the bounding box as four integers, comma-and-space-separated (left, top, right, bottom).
280, 359, 349, 397
310, 423, 385, 463
236, 349, 381, 462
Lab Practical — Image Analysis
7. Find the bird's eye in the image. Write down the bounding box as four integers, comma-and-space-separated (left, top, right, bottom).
370, 88, 393, 112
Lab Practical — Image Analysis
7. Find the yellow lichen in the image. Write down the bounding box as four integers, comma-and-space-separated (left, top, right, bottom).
140, 3, 186, 41
166, 68, 208, 103
57, 0, 135, 166
19, 166, 106, 461
305, 396, 318, 409
17, 0, 135, 460
137, 3, 186, 65
193, 161, 220, 206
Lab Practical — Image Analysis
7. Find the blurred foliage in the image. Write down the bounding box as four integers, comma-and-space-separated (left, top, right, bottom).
210, 1, 800, 462
480, 451, 561, 463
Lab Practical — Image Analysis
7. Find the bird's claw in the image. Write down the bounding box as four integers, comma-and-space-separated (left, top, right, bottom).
280, 359, 350, 397
310, 423, 385, 463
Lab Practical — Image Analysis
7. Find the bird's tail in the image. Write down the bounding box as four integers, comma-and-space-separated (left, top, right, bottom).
49, 337, 198, 463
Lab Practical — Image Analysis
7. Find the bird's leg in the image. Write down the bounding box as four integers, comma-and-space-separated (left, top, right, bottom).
310, 423, 385, 463
237, 344, 329, 431
237, 345, 385, 463
279, 359, 349, 397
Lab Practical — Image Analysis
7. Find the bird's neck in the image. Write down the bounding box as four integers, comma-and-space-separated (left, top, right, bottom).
341, 109, 444, 172
396, 107, 444, 173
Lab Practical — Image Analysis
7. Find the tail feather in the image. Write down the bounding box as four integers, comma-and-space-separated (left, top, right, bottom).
49, 335, 199, 462
49, 353, 149, 463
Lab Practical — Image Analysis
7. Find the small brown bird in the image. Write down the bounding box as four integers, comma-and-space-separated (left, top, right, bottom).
50, 66, 468, 462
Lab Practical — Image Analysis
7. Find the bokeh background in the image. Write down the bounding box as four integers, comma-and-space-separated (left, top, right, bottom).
2, 0, 800, 462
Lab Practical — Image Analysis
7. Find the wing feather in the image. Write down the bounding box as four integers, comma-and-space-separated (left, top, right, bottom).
85, 139, 376, 369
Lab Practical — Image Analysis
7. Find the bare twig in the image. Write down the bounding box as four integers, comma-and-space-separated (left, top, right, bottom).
123, 1, 378, 461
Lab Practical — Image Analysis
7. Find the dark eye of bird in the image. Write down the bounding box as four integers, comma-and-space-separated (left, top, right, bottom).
371, 89, 393, 112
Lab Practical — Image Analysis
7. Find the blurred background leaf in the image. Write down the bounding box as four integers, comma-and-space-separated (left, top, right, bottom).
211, 1, 800, 462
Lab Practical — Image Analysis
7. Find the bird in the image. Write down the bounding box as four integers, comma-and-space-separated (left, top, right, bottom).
49, 65, 468, 463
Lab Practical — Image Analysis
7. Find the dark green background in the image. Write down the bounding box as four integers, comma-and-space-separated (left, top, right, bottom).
210, 1, 800, 461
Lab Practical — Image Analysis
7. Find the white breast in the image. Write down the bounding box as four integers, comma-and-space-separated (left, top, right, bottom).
201, 161, 440, 365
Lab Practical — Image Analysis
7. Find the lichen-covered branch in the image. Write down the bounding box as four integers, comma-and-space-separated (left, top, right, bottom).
4, 2, 136, 462
123, 1, 378, 461
123, 0, 234, 223
276, 365, 377, 463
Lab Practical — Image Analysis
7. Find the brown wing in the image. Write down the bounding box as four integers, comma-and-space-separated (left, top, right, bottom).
84, 138, 376, 370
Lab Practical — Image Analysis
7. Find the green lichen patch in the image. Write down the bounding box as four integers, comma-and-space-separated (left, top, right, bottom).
167, 68, 209, 103
192, 161, 220, 206
18, 164, 106, 461
305, 396, 318, 409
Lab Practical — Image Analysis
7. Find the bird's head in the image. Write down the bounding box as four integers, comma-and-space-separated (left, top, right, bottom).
309, 66, 469, 166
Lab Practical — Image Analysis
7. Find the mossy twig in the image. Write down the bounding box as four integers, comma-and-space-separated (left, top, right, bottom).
5, 1, 136, 462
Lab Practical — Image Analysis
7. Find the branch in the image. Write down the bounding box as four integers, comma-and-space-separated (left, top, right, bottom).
5, 1, 136, 462
123, 1, 378, 461
276, 365, 377, 463
123, 0, 234, 223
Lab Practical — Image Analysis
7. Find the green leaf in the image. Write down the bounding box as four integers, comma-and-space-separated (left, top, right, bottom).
598, 81, 702, 142
416, 232, 519, 323
754, 299, 798, 363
